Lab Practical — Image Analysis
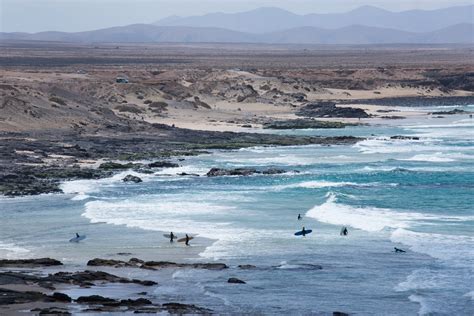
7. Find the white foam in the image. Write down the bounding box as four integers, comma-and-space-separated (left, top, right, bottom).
395, 269, 451, 292
353, 138, 436, 155
276, 180, 395, 190
61, 170, 155, 198
464, 291, 474, 300
215, 154, 319, 166
305, 193, 474, 232
71, 193, 90, 201
408, 294, 432, 316
277, 180, 357, 189
306, 193, 421, 231
0, 241, 30, 259
153, 165, 209, 177
401, 153, 455, 162
390, 228, 474, 267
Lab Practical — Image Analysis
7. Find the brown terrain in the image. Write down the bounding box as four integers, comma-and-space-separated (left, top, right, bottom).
0, 41, 473, 196
0, 41, 473, 315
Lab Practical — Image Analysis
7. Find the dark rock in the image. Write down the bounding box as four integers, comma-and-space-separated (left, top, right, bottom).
143, 261, 228, 270
76, 295, 117, 305
0, 258, 62, 268
50, 292, 72, 303
206, 168, 257, 177
148, 161, 179, 168
342, 96, 474, 107
238, 264, 257, 269
162, 302, 212, 314
87, 258, 134, 267
261, 168, 285, 175
0, 288, 47, 305
430, 109, 466, 115
333, 312, 350, 316
241, 124, 252, 128
206, 167, 286, 177
290, 92, 307, 102
228, 277, 246, 284
297, 102, 369, 118
99, 162, 141, 170
129, 258, 145, 264
263, 119, 354, 129
134, 280, 157, 286
122, 174, 142, 183
177, 172, 200, 176
390, 136, 420, 141
119, 298, 152, 306
87, 257, 228, 271
380, 116, 406, 119
47, 270, 157, 287
32, 307, 71, 315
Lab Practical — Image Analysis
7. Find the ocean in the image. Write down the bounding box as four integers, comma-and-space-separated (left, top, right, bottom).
1, 105, 473, 315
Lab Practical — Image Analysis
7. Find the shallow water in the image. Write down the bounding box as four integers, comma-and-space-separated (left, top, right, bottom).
1, 105, 473, 315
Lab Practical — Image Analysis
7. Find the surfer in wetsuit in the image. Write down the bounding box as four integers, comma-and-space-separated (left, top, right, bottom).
394, 247, 406, 253
302, 227, 306, 237
297, 214, 302, 220
340, 227, 348, 236
185, 234, 190, 246
75, 233, 80, 238
170, 232, 175, 243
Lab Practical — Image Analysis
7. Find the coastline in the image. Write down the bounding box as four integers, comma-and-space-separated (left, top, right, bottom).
1, 42, 472, 314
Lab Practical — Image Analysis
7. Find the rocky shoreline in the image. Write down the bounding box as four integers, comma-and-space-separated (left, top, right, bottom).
0, 127, 360, 197
0, 258, 336, 315
341, 95, 474, 107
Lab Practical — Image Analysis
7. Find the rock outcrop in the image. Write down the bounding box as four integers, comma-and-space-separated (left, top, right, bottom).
122, 174, 142, 183
87, 258, 228, 270
228, 278, 246, 284
206, 168, 286, 177
263, 119, 354, 129
148, 161, 179, 168
0, 258, 63, 268
297, 102, 369, 118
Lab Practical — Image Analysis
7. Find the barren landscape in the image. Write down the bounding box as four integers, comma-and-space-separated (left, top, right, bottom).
1, 41, 473, 314
1, 42, 473, 196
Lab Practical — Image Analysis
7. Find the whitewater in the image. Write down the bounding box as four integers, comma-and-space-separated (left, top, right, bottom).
0, 106, 472, 315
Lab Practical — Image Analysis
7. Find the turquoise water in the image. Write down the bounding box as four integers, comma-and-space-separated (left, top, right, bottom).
1, 106, 473, 315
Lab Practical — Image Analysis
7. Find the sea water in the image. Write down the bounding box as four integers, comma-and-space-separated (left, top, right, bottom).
0, 105, 473, 315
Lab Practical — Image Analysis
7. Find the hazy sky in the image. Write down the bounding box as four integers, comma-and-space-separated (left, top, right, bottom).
1, 0, 472, 33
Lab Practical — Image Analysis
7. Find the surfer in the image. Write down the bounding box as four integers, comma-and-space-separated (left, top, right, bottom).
340, 227, 348, 236
302, 227, 306, 237
185, 234, 190, 246
75, 233, 80, 238
394, 247, 406, 253
297, 214, 302, 220
170, 232, 175, 243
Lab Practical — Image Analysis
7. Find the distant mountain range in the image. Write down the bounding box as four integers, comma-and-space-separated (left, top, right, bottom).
1, 6, 473, 45
154, 5, 474, 34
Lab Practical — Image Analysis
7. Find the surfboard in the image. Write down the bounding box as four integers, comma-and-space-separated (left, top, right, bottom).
69, 235, 86, 242
177, 237, 194, 243
294, 229, 312, 236
163, 234, 178, 239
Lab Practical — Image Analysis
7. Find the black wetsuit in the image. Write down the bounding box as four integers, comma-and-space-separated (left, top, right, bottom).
170, 232, 175, 242
185, 234, 190, 246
